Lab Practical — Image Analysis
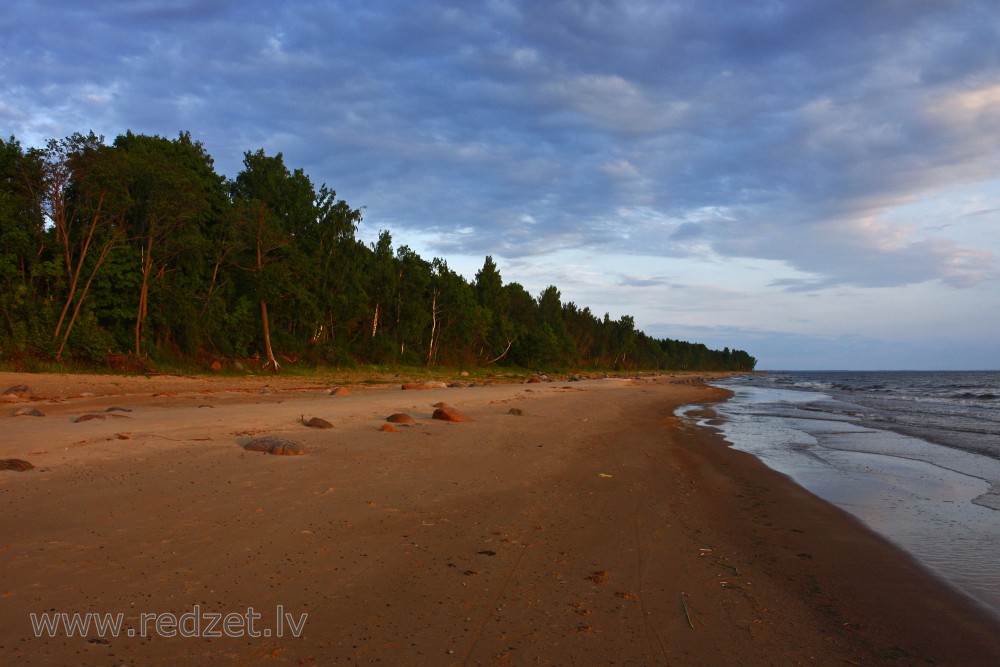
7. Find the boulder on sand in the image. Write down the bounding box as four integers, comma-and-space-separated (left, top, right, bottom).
432, 406, 474, 422
386, 413, 415, 424
243, 436, 307, 456
2, 384, 31, 399
0, 458, 34, 472
401, 381, 448, 391
301, 416, 334, 429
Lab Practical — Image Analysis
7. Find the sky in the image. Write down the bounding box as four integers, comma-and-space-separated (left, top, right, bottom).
3, 0, 999, 370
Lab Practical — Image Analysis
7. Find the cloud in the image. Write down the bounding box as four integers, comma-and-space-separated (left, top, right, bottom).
5, 0, 1000, 368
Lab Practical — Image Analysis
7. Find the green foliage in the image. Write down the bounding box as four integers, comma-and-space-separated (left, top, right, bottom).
0, 130, 757, 373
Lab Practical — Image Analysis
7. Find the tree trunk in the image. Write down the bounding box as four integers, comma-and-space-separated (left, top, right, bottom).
260, 298, 279, 371
53, 192, 106, 345
55, 235, 117, 360
427, 291, 439, 366
134, 231, 155, 357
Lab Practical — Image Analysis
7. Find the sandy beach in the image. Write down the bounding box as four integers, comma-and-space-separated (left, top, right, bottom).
2, 370, 999, 666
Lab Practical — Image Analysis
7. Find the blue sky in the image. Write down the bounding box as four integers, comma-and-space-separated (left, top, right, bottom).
3, 0, 999, 369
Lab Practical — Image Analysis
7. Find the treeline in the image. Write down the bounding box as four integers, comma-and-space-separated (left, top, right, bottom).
0, 131, 756, 373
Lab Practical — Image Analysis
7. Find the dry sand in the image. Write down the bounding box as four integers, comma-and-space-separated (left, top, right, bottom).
1, 370, 999, 666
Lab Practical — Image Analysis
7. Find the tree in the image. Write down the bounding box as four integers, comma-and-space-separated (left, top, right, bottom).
111, 132, 222, 356
303, 184, 364, 359
231, 151, 302, 370
474, 256, 515, 364
230, 149, 354, 370
393, 245, 432, 363
425, 258, 481, 366
0, 137, 45, 354
368, 230, 396, 341
36, 133, 127, 360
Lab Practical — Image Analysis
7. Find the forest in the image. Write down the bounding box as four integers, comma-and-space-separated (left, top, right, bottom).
0, 131, 756, 374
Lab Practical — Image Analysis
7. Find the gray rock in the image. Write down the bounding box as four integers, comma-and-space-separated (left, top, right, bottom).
243, 436, 307, 456
2, 384, 31, 398
0, 458, 34, 472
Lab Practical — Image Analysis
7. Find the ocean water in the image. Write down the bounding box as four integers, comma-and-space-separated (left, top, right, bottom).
677, 371, 1000, 620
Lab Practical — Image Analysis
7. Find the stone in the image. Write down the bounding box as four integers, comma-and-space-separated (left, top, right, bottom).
14, 407, 45, 417
379, 423, 398, 432
0, 458, 34, 472
526, 376, 543, 384
401, 381, 448, 390
328, 386, 351, 396
2, 384, 31, 398
508, 408, 524, 416
74, 413, 129, 423
210, 360, 222, 371
432, 406, 473, 422
74, 414, 107, 423
302, 416, 334, 429
386, 413, 415, 424
243, 436, 307, 456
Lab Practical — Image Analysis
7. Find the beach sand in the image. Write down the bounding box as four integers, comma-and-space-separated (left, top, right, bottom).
1, 370, 998, 666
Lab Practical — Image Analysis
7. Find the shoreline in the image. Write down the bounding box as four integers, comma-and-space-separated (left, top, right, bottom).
2, 371, 999, 665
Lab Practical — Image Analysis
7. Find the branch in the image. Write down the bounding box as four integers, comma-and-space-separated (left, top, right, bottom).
483, 336, 516, 365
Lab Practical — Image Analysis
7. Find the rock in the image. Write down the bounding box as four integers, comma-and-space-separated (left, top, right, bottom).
302, 416, 334, 429
2, 384, 31, 398
210, 360, 222, 371
386, 413, 415, 424
328, 386, 351, 396
105, 407, 132, 412
74, 413, 129, 423
14, 407, 45, 417
74, 414, 107, 423
460, 371, 470, 377
231, 361, 245, 371
379, 423, 398, 433
258, 388, 275, 395
243, 436, 307, 456
447, 382, 465, 388
0, 458, 34, 472
508, 408, 524, 416
526, 376, 543, 384
570, 374, 585, 382
432, 406, 474, 422
401, 381, 448, 390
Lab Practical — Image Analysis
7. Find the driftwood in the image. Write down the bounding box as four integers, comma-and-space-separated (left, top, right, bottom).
681, 594, 695, 628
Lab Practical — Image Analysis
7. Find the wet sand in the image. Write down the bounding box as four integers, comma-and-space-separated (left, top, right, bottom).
2, 371, 999, 665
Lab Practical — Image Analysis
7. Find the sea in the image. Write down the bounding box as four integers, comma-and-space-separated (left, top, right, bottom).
677, 370, 1000, 620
